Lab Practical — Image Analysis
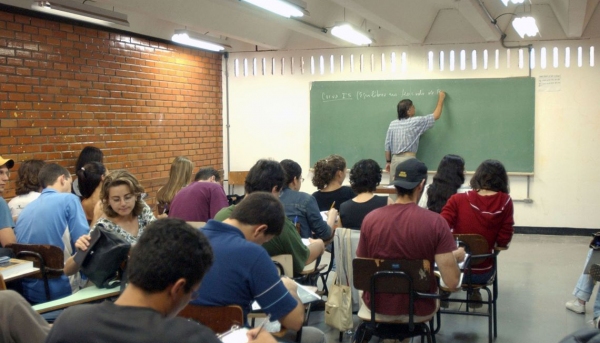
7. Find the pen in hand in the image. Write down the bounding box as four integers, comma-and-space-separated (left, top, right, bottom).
255, 314, 271, 337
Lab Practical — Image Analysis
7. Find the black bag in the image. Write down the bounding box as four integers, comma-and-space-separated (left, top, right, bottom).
74, 226, 131, 289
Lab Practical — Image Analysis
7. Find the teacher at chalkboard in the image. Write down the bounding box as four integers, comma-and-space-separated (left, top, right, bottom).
384, 91, 446, 183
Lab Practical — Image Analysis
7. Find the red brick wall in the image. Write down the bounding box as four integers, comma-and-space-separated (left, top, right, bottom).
0, 9, 223, 208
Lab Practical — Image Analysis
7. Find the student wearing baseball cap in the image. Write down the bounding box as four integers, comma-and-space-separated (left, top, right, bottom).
356, 158, 465, 324
0, 155, 16, 248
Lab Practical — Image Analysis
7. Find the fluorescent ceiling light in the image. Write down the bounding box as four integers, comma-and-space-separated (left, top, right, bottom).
241, 0, 307, 18
30, 0, 129, 27
501, 0, 525, 6
512, 16, 539, 38
331, 23, 373, 46
172, 30, 231, 52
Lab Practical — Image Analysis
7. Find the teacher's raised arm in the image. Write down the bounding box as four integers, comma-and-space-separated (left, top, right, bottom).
384, 91, 447, 183
433, 91, 446, 120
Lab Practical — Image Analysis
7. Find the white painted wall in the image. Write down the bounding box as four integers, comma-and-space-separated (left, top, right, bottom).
222, 40, 600, 230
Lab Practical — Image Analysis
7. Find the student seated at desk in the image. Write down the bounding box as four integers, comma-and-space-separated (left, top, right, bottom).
156, 156, 194, 216
357, 159, 464, 322
168, 167, 229, 222
311, 155, 355, 212
418, 154, 467, 213
8, 159, 45, 223
0, 290, 50, 343
441, 159, 514, 306
46, 218, 276, 343
280, 159, 335, 241
15, 163, 89, 304
214, 159, 324, 276
76, 170, 156, 248
0, 156, 16, 249
195, 193, 325, 343
76, 161, 106, 225
339, 159, 392, 230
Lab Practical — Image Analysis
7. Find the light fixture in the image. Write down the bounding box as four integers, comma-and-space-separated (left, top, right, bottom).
331, 23, 373, 46
241, 0, 308, 18
30, 0, 129, 27
172, 30, 231, 52
501, 0, 525, 5
512, 16, 539, 38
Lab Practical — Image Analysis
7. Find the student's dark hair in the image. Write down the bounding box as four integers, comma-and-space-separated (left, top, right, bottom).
126, 218, 213, 293
349, 159, 382, 193
75, 146, 103, 171
397, 99, 413, 120
312, 155, 346, 190
245, 159, 285, 194
100, 170, 145, 217
38, 163, 70, 188
76, 162, 106, 200
195, 167, 221, 182
280, 159, 302, 186
230, 192, 285, 236
426, 154, 465, 213
470, 159, 509, 194
15, 159, 45, 195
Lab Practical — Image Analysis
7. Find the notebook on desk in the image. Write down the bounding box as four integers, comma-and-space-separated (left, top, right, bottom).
251, 281, 321, 310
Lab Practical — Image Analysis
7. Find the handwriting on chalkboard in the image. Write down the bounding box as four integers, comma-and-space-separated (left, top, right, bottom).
321, 89, 442, 102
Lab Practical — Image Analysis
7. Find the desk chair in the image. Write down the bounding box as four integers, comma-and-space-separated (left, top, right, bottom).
178, 304, 243, 334
227, 171, 248, 204
7, 244, 64, 301
0, 274, 6, 290
353, 258, 440, 343
270, 254, 320, 342
438, 234, 504, 343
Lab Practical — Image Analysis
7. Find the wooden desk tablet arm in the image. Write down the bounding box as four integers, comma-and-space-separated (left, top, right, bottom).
494, 246, 508, 256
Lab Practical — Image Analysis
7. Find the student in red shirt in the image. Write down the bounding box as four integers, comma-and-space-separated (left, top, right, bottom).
441, 159, 514, 290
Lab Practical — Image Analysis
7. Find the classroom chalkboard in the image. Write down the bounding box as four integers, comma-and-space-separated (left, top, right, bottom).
310, 78, 535, 173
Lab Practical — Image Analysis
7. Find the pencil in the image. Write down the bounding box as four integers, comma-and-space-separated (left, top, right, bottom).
255, 314, 271, 337
330, 201, 335, 210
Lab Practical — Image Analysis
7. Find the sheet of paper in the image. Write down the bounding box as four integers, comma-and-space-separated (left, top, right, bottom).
320, 211, 328, 221
219, 327, 248, 343
301, 238, 310, 246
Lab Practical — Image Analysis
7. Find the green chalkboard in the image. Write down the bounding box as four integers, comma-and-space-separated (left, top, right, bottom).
310, 78, 535, 173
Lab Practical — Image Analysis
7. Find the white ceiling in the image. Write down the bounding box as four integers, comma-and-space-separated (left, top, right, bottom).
6, 0, 600, 52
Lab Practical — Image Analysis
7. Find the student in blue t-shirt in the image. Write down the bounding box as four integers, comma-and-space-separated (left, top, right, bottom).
15, 163, 89, 304
194, 192, 325, 343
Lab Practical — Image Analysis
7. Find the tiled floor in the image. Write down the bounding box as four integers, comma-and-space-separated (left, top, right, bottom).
304, 234, 595, 343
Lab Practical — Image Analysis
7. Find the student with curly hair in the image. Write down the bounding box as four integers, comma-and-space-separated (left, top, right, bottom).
339, 159, 392, 230
8, 159, 45, 221
418, 154, 467, 213
156, 156, 194, 215
76, 170, 156, 247
311, 155, 354, 211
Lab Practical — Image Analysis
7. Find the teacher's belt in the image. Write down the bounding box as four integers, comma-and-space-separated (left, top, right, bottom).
393, 152, 416, 157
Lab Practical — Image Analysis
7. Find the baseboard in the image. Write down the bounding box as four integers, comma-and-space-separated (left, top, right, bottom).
515, 226, 597, 236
